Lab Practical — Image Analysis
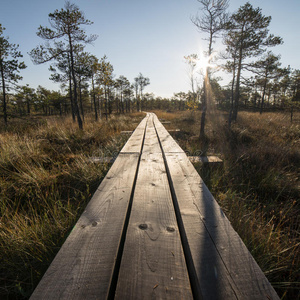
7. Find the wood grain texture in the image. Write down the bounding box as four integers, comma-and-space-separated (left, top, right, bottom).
115, 153, 193, 299
188, 156, 223, 164
142, 113, 161, 154
152, 114, 184, 153
30, 154, 140, 300
120, 114, 148, 153
164, 153, 280, 300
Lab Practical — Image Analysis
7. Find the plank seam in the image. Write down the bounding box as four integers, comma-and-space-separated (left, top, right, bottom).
154, 115, 240, 299
176, 170, 241, 299
153, 117, 203, 300
107, 118, 148, 300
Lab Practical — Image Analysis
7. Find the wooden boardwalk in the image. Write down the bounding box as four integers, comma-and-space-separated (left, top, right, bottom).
30, 113, 279, 300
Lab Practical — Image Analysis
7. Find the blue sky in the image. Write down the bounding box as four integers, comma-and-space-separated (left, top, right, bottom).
1, 0, 299, 98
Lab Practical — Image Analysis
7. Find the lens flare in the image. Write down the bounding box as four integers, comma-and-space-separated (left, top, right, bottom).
196, 52, 217, 75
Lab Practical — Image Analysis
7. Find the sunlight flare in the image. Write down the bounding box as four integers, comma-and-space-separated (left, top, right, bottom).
196, 52, 217, 75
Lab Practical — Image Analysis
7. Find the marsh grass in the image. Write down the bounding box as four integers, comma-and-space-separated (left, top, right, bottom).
155, 110, 299, 299
0, 112, 144, 299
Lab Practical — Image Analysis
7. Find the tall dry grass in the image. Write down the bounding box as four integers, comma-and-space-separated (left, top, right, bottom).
155, 110, 299, 299
0, 113, 144, 299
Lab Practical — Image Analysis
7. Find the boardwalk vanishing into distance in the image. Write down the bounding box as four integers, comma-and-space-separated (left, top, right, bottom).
30, 113, 279, 300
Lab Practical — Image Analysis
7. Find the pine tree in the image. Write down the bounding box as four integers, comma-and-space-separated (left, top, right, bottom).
30, 1, 97, 129
0, 24, 26, 126
224, 2, 282, 122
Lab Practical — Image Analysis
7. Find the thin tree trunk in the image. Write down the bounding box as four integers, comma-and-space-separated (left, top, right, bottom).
121, 93, 124, 113
139, 89, 143, 112
105, 87, 108, 121
200, 33, 213, 140
116, 95, 119, 114
200, 78, 207, 139
254, 84, 257, 107
200, 66, 209, 139
108, 89, 112, 115
26, 98, 30, 115
68, 64, 75, 122
139, 96, 142, 112
1, 60, 8, 126
92, 75, 98, 121
229, 56, 237, 128
267, 87, 271, 107
99, 95, 102, 120
78, 79, 84, 120
228, 76, 235, 127
68, 34, 83, 129
260, 81, 267, 114
233, 61, 241, 121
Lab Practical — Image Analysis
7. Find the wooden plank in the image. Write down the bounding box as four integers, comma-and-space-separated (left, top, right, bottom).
164, 154, 240, 299
188, 155, 223, 164
89, 156, 114, 163
164, 152, 280, 300
120, 114, 148, 153
142, 113, 161, 154
115, 153, 193, 299
152, 114, 184, 153
30, 153, 140, 300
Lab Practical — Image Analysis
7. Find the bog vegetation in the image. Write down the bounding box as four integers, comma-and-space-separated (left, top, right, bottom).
0, 0, 299, 299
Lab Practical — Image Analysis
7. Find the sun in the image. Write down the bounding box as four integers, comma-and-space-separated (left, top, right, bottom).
196, 52, 216, 74
197, 55, 210, 74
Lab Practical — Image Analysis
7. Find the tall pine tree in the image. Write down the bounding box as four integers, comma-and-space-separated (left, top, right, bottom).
0, 24, 26, 126
30, 1, 97, 129
224, 2, 282, 122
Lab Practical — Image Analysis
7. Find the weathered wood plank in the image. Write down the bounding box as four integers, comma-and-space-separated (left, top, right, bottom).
115, 153, 193, 299
188, 155, 223, 164
164, 152, 280, 300
120, 130, 133, 134
142, 113, 161, 154
120, 114, 148, 153
30, 153, 140, 300
164, 154, 239, 299
89, 156, 115, 163
153, 115, 184, 153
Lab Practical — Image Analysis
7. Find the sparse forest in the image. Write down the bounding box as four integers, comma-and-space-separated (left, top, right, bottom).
1, 2, 299, 129
0, 1, 299, 299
